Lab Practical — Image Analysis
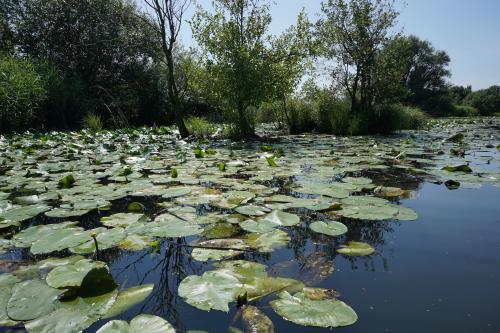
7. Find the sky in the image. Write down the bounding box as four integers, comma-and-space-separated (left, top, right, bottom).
176, 0, 500, 90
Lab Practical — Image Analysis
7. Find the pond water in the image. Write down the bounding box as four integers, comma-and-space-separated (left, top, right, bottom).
0, 118, 499, 333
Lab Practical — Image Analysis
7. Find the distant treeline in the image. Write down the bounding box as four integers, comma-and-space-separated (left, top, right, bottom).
0, 0, 499, 136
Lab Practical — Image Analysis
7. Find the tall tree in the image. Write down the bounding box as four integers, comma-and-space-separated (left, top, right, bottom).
191, 0, 274, 137
142, 0, 190, 138
269, 10, 314, 125
318, 0, 399, 114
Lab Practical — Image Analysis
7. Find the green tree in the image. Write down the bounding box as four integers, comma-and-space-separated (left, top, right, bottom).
395, 35, 451, 111
318, 0, 399, 114
5, 0, 161, 129
269, 10, 314, 126
0, 55, 46, 133
142, 0, 190, 138
191, 0, 275, 137
464, 86, 500, 116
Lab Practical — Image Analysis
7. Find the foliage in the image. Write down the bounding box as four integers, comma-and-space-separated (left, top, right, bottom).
318, 0, 399, 114
0, 55, 46, 133
185, 117, 216, 138
82, 113, 104, 131
5, 0, 163, 129
463, 85, 500, 116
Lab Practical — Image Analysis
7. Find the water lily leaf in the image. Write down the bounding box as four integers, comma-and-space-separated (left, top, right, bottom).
337, 241, 375, 256
342, 177, 372, 185
191, 239, 247, 261
235, 205, 269, 216
178, 270, 243, 312
270, 291, 357, 328
243, 276, 304, 301
70, 228, 126, 254
310, 221, 348, 237
103, 284, 154, 319
7, 279, 64, 321
245, 229, 290, 252
12, 221, 80, 248
240, 219, 276, 233
444, 179, 460, 190
58, 174, 76, 188
118, 234, 152, 251
45, 208, 91, 218
242, 306, 275, 333
213, 260, 268, 283
31, 227, 91, 254
45, 259, 109, 289
127, 202, 145, 213
259, 210, 300, 227
395, 206, 418, 221
441, 165, 472, 173
302, 287, 340, 301
0, 274, 19, 326
161, 187, 192, 199
25, 307, 95, 333
201, 223, 239, 239
101, 213, 148, 228
147, 219, 202, 238
0, 204, 50, 226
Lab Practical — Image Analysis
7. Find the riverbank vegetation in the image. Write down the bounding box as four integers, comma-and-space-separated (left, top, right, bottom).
1, 0, 498, 137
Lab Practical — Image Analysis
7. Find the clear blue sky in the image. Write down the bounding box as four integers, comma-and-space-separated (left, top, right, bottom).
178, 0, 500, 90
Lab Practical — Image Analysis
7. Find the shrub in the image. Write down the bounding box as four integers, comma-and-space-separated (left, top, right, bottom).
463, 86, 500, 116
185, 117, 216, 138
82, 113, 104, 131
286, 99, 317, 134
365, 104, 428, 133
452, 104, 479, 117
0, 56, 46, 133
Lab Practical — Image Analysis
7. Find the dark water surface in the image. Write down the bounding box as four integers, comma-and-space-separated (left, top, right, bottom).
78, 183, 499, 333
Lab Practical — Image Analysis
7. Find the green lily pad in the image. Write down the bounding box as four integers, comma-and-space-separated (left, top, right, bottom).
310, 221, 348, 236
259, 210, 301, 227
235, 205, 269, 216
31, 227, 91, 254
178, 270, 243, 312
101, 213, 148, 228
191, 239, 247, 261
240, 219, 276, 233
97, 314, 175, 333
441, 165, 473, 173
270, 291, 357, 328
103, 284, 155, 319
245, 229, 290, 252
161, 187, 192, 199
45, 259, 109, 289
337, 241, 375, 256
70, 228, 126, 254
7, 279, 64, 321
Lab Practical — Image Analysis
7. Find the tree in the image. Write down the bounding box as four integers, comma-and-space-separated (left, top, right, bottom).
318, 0, 399, 114
395, 35, 451, 111
269, 10, 314, 126
449, 85, 472, 104
191, 0, 275, 137
464, 85, 500, 116
142, 0, 190, 138
0, 11, 13, 54
0, 55, 46, 133
5, 0, 161, 129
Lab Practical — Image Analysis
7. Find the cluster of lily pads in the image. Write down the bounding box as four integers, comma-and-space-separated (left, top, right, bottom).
0, 118, 498, 332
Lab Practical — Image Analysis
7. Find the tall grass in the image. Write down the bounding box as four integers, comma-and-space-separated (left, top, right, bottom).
82, 112, 103, 131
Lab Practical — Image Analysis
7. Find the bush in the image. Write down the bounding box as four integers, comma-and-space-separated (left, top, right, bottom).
452, 104, 479, 117
82, 113, 103, 131
364, 104, 428, 133
185, 117, 216, 138
463, 86, 500, 116
0, 56, 46, 133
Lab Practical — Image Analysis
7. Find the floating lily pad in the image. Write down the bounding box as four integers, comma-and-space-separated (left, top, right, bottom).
97, 314, 175, 333
161, 187, 192, 199
7, 279, 64, 321
103, 284, 155, 319
245, 229, 290, 252
270, 291, 357, 328
101, 213, 148, 228
45, 259, 109, 289
309, 221, 348, 236
337, 241, 375, 256
259, 210, 301, 227
178, 270, 243, 312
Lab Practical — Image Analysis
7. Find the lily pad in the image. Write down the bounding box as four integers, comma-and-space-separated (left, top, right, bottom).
259, 210, 301, 227
178, 270, 243, 312
45, 259, 109, 289
270, 291, 357, 328
103, 284, 155, 319
337, 241, 375, 256
309, 221, 348, 236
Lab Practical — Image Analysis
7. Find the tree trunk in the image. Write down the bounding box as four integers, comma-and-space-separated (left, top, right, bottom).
237, 100, 255, 138
164, 46, 189, 139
